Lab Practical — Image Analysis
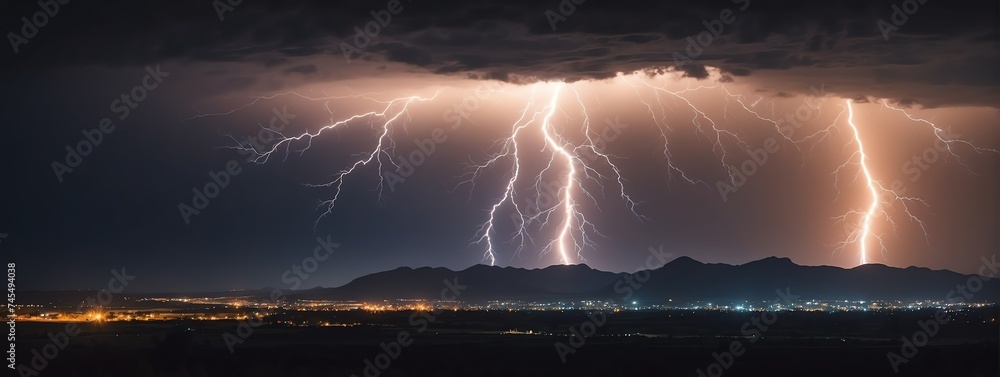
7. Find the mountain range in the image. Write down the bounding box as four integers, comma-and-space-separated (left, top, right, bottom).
292, 256, 999, 304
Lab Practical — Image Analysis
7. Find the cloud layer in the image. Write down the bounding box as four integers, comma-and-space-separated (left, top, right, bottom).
3, 0, 997, 107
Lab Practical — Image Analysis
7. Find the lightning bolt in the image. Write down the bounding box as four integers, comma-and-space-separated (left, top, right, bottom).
464, 85, 542, 266
466, 83, 604, 265
841, 100, 880, 265
832, 98, 999, 265
206, 90, 442, 226
880, 99, 999, 168
622, 73, 746, 186
540, 84, 576, 265
719, 85, 842, 159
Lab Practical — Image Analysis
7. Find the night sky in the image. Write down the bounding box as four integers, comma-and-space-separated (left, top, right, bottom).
1, 0, 997, 292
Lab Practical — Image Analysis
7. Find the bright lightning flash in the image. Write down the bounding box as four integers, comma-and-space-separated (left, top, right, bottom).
465, 83, 615, 265
543, 85, 576, 266
842, 100, 879, 265
834, 99, 996, 265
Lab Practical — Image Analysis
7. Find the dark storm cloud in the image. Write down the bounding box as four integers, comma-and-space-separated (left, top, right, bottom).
2, 0, 997, 107
374, 42, 435, 67
283, 64, 318, 75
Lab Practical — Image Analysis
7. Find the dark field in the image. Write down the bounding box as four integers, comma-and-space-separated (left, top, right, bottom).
13, 308, 998, 377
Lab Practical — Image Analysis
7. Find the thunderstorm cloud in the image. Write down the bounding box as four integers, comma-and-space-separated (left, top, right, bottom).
2, 0, 997, 107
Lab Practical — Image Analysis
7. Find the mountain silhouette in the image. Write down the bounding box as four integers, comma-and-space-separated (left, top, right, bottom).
294, 257, 999, 304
